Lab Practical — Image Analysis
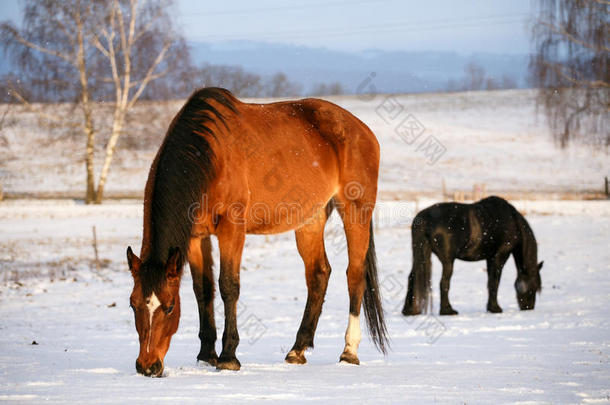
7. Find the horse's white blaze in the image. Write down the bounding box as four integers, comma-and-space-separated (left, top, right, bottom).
344, 313, 361, 353
146, 293, 161, 353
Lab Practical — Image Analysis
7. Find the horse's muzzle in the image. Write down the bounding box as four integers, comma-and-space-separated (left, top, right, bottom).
136, 359, 163, 377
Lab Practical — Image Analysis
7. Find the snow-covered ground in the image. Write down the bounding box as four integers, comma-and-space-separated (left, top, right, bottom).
1, 200, 609, 403
1, 90, 608, 197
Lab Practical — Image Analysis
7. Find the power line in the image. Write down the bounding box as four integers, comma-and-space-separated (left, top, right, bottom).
189, 13, 529, 42
184, 0, 397, 16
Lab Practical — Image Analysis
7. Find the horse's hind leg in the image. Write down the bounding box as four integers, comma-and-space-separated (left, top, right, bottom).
486, 252, 509, 313
403, 270, 418, 315
285, 207, 332, 365
336, 197, 374, 365
188, 237, 218, 365
440, 260, 458, 315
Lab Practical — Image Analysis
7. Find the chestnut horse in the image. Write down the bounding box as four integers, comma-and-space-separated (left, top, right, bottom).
126, 88, 387, 376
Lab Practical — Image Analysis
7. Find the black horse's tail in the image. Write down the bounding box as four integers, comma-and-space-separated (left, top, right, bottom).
363, 220, 389, 354
402, 216, 432, 315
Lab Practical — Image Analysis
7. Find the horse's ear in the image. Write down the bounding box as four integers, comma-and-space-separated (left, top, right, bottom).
166, 247, 182, 281
538, 261, 544, 271
126, 246, 141, 277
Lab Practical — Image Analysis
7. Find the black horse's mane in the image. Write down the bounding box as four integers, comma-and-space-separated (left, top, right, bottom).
481, 196, 539, 285
142, 87, 237, 289
513, 207, 539, 279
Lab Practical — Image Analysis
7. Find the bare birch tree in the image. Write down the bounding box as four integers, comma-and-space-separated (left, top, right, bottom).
1, 0, 188, 203
1, 1, 98, 199
89, 0, 186, 203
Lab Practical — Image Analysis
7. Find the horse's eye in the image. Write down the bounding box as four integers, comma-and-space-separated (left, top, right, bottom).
165, 303, 174, 315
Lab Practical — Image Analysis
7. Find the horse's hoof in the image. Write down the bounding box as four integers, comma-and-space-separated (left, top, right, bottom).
197, 351, 218, 367
216, 357, 241, 371
339, 351, 360, 365
440, 307, 458, 316
487, 305, 503, 313
402, 307, 421, 316
285, 350, 307, 365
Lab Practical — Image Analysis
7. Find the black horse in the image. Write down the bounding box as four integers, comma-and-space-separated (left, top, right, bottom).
402, 196, 543, 316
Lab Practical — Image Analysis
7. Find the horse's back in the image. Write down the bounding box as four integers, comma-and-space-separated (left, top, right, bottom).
415, 202, 473, 260
470, 196, 524, 256
414, 197, 522, 262
267, 97, 380, 162
208, 96, 379, 235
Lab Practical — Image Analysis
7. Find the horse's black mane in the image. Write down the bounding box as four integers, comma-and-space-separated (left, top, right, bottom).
512, 203, 540, 284
142, 87, 237, 291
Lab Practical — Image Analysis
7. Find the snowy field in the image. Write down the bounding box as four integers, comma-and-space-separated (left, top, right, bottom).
0, 89, 608, 198
1, 199, 609, 404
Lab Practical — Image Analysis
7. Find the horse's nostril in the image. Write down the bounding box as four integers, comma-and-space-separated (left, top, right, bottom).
136, 359, 162, 377
150, 360, 163, 376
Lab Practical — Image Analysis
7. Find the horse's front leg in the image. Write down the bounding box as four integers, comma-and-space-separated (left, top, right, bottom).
486, 252, 509, 313
188, 237, 218, 366
439, 260, 458, 315
216, 219, 246, 371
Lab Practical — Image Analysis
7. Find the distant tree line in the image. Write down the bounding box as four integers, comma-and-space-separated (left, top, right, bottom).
0, 53, 314, 103
0, 40, 342, 103
446, 63, 518, 92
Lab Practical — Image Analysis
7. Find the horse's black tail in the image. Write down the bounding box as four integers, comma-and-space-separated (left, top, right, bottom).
402, 216, 432, 315
363, 220, 389, 354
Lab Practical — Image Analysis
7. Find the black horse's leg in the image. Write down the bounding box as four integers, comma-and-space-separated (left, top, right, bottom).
486, 253, 509, 313
189, 237, 218, 366
216, 220, 246, 370
439, 260, 458, 315
402, 270, 418, 315
286, 209, 331, 364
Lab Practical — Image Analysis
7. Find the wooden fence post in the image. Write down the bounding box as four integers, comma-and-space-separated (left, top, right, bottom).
92, 226, 101, 272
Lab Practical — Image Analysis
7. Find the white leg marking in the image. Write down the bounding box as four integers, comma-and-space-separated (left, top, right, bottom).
344, 313, 361, 354
146, 293, 161, 353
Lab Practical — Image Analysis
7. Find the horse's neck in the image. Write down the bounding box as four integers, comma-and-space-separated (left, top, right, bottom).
517, 216, 537, 273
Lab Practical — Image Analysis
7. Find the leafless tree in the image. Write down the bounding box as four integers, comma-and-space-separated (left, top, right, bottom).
530, 0, 608, 147
88, 0, 187, 203
265, 72, 302, 97
310, 82, 344, 96
462, 63, 486, 91
446, 64, 519, 92
501, 74, 518, 89
485, 77, 498, 90
198, 64, 263, 97
1, 0, 189, 203
1, 1, 100, 200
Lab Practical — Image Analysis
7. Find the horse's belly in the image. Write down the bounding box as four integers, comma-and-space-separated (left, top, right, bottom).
245, 188, 335, 234
244, 161, 338, 234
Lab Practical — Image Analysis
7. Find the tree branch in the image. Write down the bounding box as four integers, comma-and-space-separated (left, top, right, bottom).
544, 61, 610, 88
2, 24, 74, 65
7, 84, 81, 128
127, 40, 171, 109
540, 21, 610, 53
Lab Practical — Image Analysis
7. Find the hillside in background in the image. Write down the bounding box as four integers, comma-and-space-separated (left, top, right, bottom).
0, 40, 529, 95
189, 41, 529, 94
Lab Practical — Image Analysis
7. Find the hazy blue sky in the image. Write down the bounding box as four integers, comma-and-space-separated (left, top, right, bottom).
0, 0, 533, 54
